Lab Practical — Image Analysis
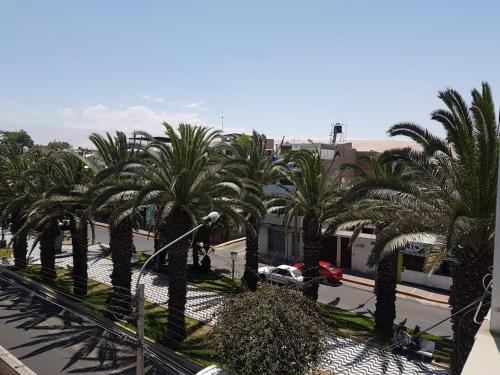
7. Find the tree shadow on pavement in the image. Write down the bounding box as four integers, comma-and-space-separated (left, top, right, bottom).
0, 279, 165, 374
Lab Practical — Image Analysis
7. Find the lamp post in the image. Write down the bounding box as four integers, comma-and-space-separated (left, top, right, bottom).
230, 251, 238, 281
134, 212, 220, 375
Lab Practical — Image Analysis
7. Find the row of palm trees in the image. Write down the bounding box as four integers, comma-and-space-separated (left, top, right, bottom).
0, 83, 497, 374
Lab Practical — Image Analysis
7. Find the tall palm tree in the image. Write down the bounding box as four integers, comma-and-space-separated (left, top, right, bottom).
29, 152, 97, 297
336, 83, 497, 374
333, 154, 407, 338
89, 131, 143, 318
0, 151, 63, 280
134, 123, 244, 341
0, 155, 40, 269
269, 149, 341, 301
223, 131, 280, 288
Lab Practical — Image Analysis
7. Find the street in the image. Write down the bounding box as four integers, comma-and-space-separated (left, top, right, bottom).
0, 270, 193, 375
92, 224, 452, 337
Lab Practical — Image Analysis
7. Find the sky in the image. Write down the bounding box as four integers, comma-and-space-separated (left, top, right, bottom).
0, 0, 499, 147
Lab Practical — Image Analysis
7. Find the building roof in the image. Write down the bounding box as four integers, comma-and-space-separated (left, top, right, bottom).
339, 139, 420, 153
281, 138, 420, 153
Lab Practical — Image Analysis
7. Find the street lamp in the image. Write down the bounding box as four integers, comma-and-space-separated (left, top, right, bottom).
230, 251, 238, 281
134, 211, 220, 375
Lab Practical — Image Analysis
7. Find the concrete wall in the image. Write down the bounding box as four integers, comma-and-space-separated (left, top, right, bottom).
350, 237, 376, 275
401, 269, 452, 290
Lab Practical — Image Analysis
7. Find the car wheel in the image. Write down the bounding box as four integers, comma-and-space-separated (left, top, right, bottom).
259, 274, 266, 282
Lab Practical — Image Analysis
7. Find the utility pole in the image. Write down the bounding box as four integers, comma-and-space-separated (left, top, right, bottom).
221, 115, 224, 133
136, 283, 145, 375
491, 151, 500, 334
134, 212, 220, 375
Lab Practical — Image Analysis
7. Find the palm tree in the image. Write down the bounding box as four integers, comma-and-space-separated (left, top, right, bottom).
29, 152, 97, 297
0, 151, 63, 280
269, 149, 341, 301
333, 154, 407, 338
223, 131, 280, 288
0, 156, 39, 269
336, 83, 497, 374
134, 123, 244, 341
89, 131, 143, 318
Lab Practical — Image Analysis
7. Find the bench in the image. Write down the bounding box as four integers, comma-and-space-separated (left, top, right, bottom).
416, 339, 435, 362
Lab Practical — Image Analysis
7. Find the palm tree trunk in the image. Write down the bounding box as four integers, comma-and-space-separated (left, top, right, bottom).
449, 248, 492, 375
109, 218, 134, 318
243, 216, 259, 289
154, 223, 168, 271
40, 221, 59, 281
302, 214, 321, 301
374, 251, 397, 338
165, 210, 191, 343
10, 217, 27, 269
245, 216, 259, 271
192, 239, 201, 272
70, 216, 88, 297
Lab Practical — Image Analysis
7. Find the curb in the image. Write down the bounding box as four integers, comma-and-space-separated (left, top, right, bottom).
342, 277, 449, 305
213, 237, 246, 248
0, 344, 37, 375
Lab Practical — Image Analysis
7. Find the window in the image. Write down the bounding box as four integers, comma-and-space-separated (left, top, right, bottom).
403, 253, 455, 276
292, 232, 300, 256
403, 254, 425, 272
268, 228, 285, 254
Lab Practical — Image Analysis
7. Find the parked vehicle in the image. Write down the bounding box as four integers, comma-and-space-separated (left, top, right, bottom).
257, 265, 304, 285
196, 365, 232, 374
293, 260, 343, 284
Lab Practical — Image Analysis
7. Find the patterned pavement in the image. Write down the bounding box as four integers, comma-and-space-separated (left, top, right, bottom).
12, 235, 448, 375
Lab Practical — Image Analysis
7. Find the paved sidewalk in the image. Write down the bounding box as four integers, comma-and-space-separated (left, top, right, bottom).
10, 234, 448, 375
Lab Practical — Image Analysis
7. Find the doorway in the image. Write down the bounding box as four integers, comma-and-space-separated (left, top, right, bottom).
340, 237, 352, 269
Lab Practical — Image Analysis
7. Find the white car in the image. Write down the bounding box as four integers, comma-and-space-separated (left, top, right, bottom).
196, 365, 232, 374
257, 265, 304, 285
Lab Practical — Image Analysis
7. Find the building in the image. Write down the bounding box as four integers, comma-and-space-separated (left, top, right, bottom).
258, 213, 452, 290
259, 214, 454, 290
215, 133, 275, 156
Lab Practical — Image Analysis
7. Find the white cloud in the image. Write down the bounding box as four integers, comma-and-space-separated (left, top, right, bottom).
181, 101, 204, 109
167, 101, 208, 111
28, 109, 38, 115
141, 94, 164, 102
58, 104, 209, 135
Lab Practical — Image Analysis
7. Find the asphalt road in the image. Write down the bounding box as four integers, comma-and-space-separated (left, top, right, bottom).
0, 271, 192, 375
92, 225, 453, 337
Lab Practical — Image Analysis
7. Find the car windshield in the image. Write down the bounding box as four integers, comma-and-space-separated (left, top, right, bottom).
291, 269, 302, 277
326, 265, 337, 271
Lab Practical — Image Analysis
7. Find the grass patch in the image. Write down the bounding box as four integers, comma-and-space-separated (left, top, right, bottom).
188, 270, 242, 294
17, 265, 111, 317
319, 303, 451, 365
0, 247, 13, 258
15, 264, 215, 367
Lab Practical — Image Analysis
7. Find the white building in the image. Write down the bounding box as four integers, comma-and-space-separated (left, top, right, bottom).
258, 213, 452, 291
